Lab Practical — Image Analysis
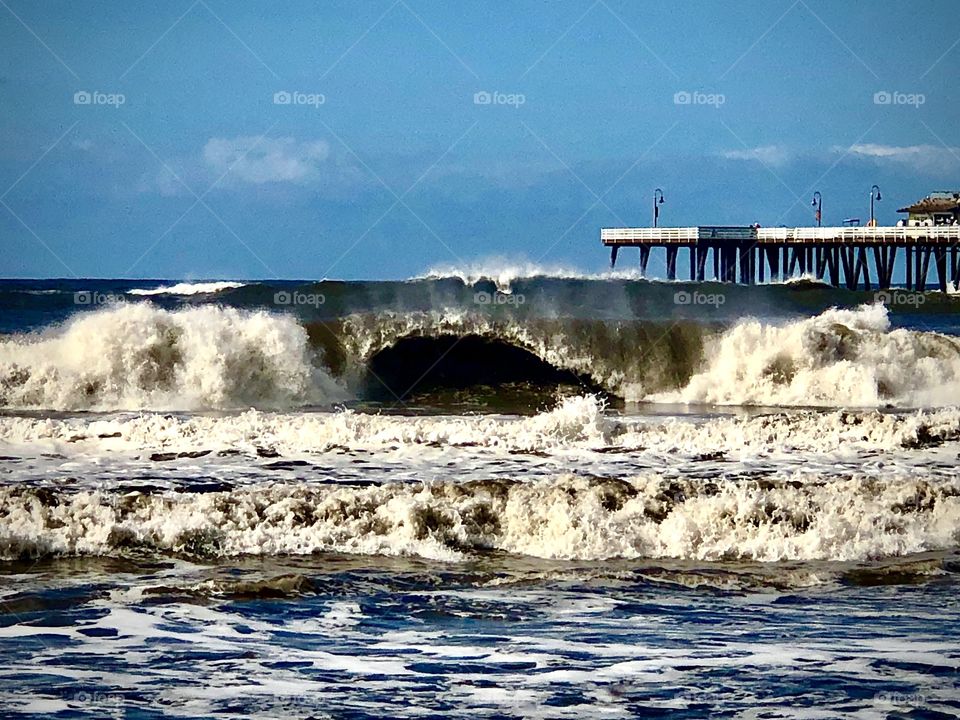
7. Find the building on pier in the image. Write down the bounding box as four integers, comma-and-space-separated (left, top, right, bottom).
897, 191, 960, 226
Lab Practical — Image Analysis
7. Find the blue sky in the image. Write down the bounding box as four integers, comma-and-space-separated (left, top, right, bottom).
1, 0, 958, 279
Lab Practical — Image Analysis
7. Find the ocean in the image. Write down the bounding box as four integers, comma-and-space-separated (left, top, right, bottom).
1, 271, 959, 718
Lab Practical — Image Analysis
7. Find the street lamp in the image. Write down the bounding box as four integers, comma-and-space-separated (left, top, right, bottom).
869, 185, 882, 227
653, 188, 665, 228
811, 191, 822, 227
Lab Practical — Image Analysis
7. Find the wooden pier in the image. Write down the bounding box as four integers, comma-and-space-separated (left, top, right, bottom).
602, 226, 960, 292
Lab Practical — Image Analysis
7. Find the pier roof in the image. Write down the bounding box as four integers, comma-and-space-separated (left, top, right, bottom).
897, 192, 960, 214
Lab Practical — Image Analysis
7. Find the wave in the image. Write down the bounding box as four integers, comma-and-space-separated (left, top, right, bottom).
127, 281, 246, 296
3, 299, 960, 411
0, 304, 342, 411
3, 473, 958, 562
329, 305, 960, 409
653, 304, 960, 407
418, 259, 644, 292
4, 395, 960, 460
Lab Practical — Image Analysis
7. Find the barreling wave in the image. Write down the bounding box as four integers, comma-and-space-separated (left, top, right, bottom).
319, 304, 960, 408
3, 473, 958, 562
3, 295, 960, 410
0, 304, 342, 411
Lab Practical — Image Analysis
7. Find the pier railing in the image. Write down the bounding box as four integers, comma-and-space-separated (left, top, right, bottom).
757, 226, 960, 243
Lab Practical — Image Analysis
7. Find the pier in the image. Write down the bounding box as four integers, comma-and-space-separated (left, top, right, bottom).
602, 226, 960, 292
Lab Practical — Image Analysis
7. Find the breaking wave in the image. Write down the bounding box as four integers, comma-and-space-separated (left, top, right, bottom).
2, 298, 960, 410
326, 304, 960, 408
127, 281, 247, 296
0, 304, 341, 411
418, 259, 643, 292
2, 474, 958, 562
654, 304, 960, 407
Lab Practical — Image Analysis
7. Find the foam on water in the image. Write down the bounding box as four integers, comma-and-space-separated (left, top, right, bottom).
2, 472, 958, 562
4, 395, 960, 458
651, 304, 960, 407
0, 303, 342, 411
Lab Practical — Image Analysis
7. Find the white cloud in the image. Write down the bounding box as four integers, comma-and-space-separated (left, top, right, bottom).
720, 145, 791, 166
133, 136, 369, 199
202, 136, 331, 185
840, 143, 960, 174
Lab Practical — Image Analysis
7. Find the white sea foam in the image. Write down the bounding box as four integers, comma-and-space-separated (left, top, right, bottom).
2, 395, 959, 460
0, 394, 612, 455
2, 472, 957, 562
127, 281, 246, 296
0, 303, 342, 411
650, 304, 960, 407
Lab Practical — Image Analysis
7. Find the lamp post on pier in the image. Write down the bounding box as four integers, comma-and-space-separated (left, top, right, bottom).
870, 185, 882, 227
811, 191, 822, 227
653, 188, 665, 228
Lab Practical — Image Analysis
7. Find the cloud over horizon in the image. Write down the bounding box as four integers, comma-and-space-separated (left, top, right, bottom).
202, 136, 331, 185
840, 143, 960, 175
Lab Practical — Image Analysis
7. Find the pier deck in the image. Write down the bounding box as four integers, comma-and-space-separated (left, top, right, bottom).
602, 225, 960, 291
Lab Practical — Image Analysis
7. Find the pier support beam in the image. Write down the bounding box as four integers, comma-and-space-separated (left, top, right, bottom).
857, 247, 871, 291
951, 246, 959, 291
639, 246, 650, 276
936, 247, 948, 293
696, 244, 708, 281
906, 244, 913, 290
665, 247, 678, 281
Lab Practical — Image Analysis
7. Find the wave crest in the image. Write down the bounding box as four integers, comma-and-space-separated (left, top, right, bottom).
127, 281, 246, 296
0, 304, 341, 410
652, 304, 960, 407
